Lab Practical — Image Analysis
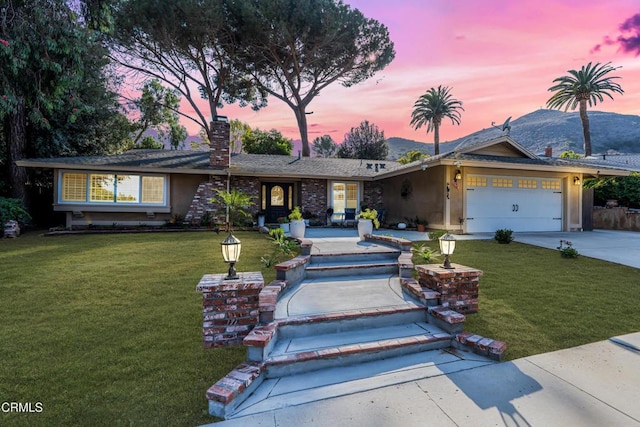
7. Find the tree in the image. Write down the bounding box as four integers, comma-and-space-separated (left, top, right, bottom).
112, 0, 266, 148
228, 0, 395, 157
242, 129, 293, 155
230, 119, 251, 154
397, 150, 429, 164
312, 135, 338, 158
130, 80, 187, 150
337, 120, 388, 160
410, 85, 464, 156
0, 0, 129, 206
559, 150, 582, 159
547, 62, 624, 157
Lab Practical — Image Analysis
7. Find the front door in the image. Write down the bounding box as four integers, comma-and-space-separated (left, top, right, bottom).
264, 183, 293, 223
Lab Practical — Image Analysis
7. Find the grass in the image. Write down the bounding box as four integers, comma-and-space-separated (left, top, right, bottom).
1, 232, 639, 425
413, 239, 640, 360
0, 230, 277, 426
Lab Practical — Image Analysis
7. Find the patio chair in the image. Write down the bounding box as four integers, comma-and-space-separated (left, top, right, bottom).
343, 208, 357, 227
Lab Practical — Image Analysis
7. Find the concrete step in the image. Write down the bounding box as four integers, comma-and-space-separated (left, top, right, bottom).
309, 251, 399, 265
229, 348, 497, 419
264, 321, 452, 378
277, 304, 427, 339
305, 261, 398, 278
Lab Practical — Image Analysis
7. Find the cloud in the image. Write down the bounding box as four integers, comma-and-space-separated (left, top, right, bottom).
593, 12, 640, 56
617, 13, 640, 55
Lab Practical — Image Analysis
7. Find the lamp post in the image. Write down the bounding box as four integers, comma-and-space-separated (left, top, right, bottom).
439, 232, 456, 269
221, 233, 242, 280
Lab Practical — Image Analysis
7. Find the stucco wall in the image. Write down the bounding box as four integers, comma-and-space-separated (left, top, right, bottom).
380, 167, 445, 227
171, 174, 210, 217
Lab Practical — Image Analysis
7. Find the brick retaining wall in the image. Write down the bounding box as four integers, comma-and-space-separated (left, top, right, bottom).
416, 264, 482, 314
196, 272, 264, 348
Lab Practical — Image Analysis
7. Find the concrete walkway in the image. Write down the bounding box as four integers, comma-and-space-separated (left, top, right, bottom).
211, 333, 640, 427
207, 229, 640, 426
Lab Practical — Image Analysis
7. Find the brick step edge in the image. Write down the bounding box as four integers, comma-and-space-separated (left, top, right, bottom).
305, 261, 398, 270
454, 331, 507, 361
265, 332, 452, 368
244, 304, 426, 350
401, 278, 440, 305
206, 361, 265, 406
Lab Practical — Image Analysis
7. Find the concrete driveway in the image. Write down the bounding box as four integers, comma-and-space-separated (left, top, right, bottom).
304, 228, 640, 269
514, 230, 640, 269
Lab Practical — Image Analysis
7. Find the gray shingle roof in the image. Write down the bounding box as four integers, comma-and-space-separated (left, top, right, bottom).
17, 150, 405, 179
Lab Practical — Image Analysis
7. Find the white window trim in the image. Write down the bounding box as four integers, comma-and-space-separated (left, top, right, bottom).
56, 170, 170, 211
329, 180, 361, 214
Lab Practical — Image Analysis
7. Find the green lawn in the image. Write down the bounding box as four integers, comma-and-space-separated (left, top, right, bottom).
414, 239, 640, 360
1, 232, 639, 426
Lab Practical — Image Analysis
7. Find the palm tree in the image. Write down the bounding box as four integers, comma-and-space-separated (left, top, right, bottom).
546, 62, 624, 157
410, 86, 464, 155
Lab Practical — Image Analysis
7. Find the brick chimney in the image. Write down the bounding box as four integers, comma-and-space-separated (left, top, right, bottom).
544, 146, 552, 157
209, 117, 230, 168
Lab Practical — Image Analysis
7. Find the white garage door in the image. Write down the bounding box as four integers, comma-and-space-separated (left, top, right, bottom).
465, 175, 562, 233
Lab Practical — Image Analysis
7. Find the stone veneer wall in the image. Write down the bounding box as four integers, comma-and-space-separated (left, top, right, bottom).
416, 264, 482, 314
363, 181, 384, 210
184, 176, 261, 226
300, 179, 328, 221
196, 272, 264, 348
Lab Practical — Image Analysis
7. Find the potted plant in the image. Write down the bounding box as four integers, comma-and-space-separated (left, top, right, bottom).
357, 208, 380, 241
277, 216, 290, 232
416, 217, 428, 232
288, 206, 305, 238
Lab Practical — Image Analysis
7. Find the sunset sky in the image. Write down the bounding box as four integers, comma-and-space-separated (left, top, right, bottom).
184, 0, 640, 146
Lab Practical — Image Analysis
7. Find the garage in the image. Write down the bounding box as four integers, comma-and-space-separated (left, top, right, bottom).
465, 175, 563, 233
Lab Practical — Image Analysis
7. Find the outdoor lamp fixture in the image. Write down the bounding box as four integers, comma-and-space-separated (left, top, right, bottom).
573, 176, 581, 186
454, 169, 462, 181
439, 232, 456, 269
221, 233, 242, 280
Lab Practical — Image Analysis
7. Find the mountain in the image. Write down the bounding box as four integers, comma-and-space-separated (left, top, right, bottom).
386, 109, 640, 160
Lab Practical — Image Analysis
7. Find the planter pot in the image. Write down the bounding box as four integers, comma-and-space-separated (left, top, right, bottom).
279, 223, 290, 232
357, 219, 373, 241
289, 220, 306, 238
417, 224, 426, 232
257, 215, 265, 227
397, 222, 407, 230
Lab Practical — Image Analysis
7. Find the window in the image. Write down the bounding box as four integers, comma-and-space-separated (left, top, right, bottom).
61, 173, 87, 202
331, 181, 359, 213
541, 180, 561, 190
271, 186, 284, 206
141, 176, 164, 203
466, 176, 487, 187
59, 171, 166, 206
492, 178, 513, 188
518, 179, 537, 189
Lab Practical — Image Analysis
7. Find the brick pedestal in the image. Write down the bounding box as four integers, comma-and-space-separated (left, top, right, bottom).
196, 272, 264, 348
416, 264, 483, 314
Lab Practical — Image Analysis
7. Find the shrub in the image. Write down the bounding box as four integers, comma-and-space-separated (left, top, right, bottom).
412, 244, 440, 262
0, 197, 31, 226
557, 240, 579, 258
494, 228, 514, 244
428, 230, 447, 241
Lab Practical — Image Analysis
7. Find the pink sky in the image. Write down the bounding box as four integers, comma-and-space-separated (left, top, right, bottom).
183, 0, 640, 145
